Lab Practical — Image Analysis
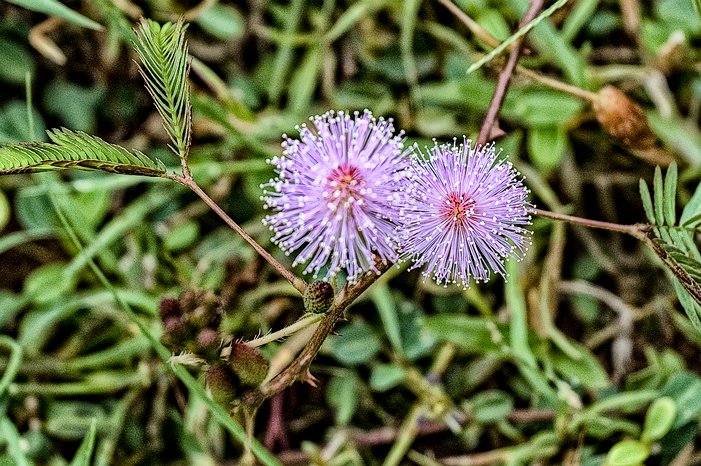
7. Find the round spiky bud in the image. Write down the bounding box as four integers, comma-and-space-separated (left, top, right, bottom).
228, 342, 269, 387
158, 297, 180, 319
206, 363, 239, 408
303, 281, 334, 314
594, 85, 655, 150
196, 328, 221, 361
162, 316, 188, 349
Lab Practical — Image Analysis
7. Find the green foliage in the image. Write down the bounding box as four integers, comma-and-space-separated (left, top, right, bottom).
6, 0, 102, 30
0, 129, 167, 176
133, 19, 192, 159
639, 163, 701, 331
3, 1, 701, 465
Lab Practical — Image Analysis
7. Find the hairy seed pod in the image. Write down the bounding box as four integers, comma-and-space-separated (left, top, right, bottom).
205, 363, 239, 408
303, 280, 334, 314
228, 342, 269, 387
158, 297, 180, 319
593, 85, 655, 150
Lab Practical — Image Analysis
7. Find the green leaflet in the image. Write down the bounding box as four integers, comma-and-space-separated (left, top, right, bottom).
639, 163, 701, 331
133, 19, 192, 160
0, 128, 167, 177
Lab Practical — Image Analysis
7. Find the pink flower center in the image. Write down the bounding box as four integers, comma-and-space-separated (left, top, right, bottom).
325, 164, 365, 208
441, 192, 476, 224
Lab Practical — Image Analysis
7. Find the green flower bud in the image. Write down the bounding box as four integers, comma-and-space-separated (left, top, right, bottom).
303, 281, 334, 314
196, 328, 221, 361
205, 363, 238, 407
228, 342, 269, 387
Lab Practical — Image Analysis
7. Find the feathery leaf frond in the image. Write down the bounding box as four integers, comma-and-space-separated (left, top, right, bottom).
0, 128, 167, 177
640, 162, 701, 332
133, 19, 192, 160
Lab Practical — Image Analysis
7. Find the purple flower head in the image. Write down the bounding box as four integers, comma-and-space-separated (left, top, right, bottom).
261, 110, 410, 282
399, 139, 533, 288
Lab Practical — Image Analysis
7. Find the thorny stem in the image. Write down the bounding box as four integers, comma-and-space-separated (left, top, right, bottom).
171, 174, 307, 294
249, 264, 389, 405
477, 0, 544, 146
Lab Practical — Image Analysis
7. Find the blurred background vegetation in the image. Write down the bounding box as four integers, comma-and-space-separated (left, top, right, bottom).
3, 0, 701, 464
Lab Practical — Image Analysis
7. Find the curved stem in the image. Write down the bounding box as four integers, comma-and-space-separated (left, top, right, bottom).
172, 174, 306, 294
534, 208, 651, 238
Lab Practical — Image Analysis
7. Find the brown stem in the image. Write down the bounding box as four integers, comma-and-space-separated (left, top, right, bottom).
171, 174, 307, 294
534, 208, 651, 238
251, 264, 388, 404
436, 0, 501, 49
476, 0, 545, 147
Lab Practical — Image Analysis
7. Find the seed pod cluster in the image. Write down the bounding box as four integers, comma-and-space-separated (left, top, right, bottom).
159, 289, 223, 360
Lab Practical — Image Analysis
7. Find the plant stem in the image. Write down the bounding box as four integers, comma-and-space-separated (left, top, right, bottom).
240, 313, 324, 350
173, 175, 306, 294
251, 265, 388, 404
534, 208, 650, 238
436, 0, 501, 49
477, 0, 545, 146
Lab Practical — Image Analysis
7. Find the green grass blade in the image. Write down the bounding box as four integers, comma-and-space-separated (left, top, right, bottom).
68, 418, 97, 466
6, 0, 103, 30
0, 418, 30, 466
48, 188, 281, 466
0, 336, 23, 397
467, 0, 569, 75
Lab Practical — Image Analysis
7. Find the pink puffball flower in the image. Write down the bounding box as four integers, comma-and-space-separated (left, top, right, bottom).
261, 110, 411, 282
399, 139, 533, 288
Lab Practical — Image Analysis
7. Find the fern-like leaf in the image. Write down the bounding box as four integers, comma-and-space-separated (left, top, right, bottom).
133, 19, 192, 160
640, 163, 701, 332
0, 128, 167, 177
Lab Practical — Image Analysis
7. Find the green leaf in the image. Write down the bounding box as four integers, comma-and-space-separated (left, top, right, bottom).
0, 128, 167, 176
370, 284, 403, 355
369, 364, 406, 392
0, 418, 30, 466
605, 439, 649, 466
664, 162, 678, 227
469, 390, 514, 423
639, 180, 656, 224
670, 268, 701, 332
5, 0, 103, 30
549, 340, 610, 389
133, 19, 192, 159
68, 418, 97, 466
661, 371, 701, 428
326, 373, 360, 425
653, 166, 665, 226
647, 110, 701, 166
328, 321, 382, 366
45, 402, 106, 440
681, 177, 701, 226
287, 46, 322, 114
23, 262, 77, 304
195, 4, 245, 40
424, 314, 503, 354
527, 126, 568, 172
641, 397, 677, 443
